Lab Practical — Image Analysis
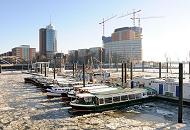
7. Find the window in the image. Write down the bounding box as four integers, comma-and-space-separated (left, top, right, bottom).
164, 84, 168, 91
135, 93, 141, 99
129, 94, 135, 100
99, 98, 104, 104
147, 92, 152, 95
121, 95, 128, 101
105, 97, 112, 104
113, 96, 120, 102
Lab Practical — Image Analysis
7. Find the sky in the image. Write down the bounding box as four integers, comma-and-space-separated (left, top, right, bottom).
0, 0, 190, 62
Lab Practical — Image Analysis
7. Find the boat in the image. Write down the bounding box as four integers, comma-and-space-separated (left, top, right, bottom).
46, 84, 73, 97
67, 84, 109, 100
70, 87, 157, 112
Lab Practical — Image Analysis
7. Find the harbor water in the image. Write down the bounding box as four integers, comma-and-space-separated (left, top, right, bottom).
0, 71, 190, 129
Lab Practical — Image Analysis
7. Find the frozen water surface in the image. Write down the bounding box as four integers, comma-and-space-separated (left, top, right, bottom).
0, 71, 190, 129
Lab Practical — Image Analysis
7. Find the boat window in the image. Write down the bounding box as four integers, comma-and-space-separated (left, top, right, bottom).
105, 97, 112, 104
152, 91, 156, 95
121, 95, 128, 101
135, 93, 141, 99
99, 98, 104, 104
84, 97, 92, 103
143, 93, 147, 96
113, 96, 120, 102
129, 94, 135, 100
147, 92, 152, 95
164, 84, 168, 91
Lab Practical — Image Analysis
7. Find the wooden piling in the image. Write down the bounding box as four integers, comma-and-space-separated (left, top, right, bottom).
189, 62, 190, 79
124, 63, 127, 83
83, 64, 85, 87
73, 63, 75, 77
0, 65, 1, 73
178, 63, 183, 123
54, 61, 56, 79
159, 62, 161, 78
166, 62, 168, 73
142, 61, 144, 72
121, 63, 123, 85
44, 63, 47, 77
130, 62, 133, 80
41, 64, 43, 74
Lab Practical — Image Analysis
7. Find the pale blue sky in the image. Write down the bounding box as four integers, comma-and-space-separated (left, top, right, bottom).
0, 0, 190, 61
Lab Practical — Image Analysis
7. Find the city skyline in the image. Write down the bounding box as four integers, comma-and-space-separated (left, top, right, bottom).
1, 0, 190, 61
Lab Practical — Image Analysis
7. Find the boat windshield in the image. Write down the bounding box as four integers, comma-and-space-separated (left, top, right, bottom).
76, 97, 95, 105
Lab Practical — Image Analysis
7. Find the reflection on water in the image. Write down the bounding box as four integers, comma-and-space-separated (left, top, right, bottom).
0, 72, 190, 129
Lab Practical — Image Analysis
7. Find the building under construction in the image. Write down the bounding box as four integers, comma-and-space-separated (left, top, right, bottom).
103, 26, 142, 64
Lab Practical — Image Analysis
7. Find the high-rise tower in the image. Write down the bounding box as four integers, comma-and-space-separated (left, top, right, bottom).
39, 23, 57, 60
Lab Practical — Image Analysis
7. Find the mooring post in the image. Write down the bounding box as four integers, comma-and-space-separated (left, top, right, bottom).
130, 62, 133, 80
54, 60, 56, 79
44, 63, 47, 77
40, 64, 42, 74
72, 63, 75, 77
0, 65, 2, 73
178, 63, 183, 123
166, 62, 168, 73
159, 62, 161, 78
83, 64, 85, 87
124, 63, 127, 83
75, 63, 77, 72
121, 63, 123, 86
189, 62, 190, 79
142, 61, 144, 72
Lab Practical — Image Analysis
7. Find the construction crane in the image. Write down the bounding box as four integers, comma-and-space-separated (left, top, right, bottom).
118, 9, 141, 27
99, 15, 117, 36
131, 16, 164, 27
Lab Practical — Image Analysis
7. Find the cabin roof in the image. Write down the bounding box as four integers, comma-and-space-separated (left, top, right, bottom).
76, 93, 95, 98
90, 87, 118, 94
94, 88, 155, 98
80, 85, 109, 90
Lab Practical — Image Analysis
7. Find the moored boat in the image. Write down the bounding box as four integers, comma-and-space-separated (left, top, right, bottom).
70, 87, 157, 112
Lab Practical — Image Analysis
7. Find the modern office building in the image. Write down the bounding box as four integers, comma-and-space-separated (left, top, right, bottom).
39, 23, 57, 60
12, 45, 36, 62
39, 28, 46, 56
103, 27, 142, 63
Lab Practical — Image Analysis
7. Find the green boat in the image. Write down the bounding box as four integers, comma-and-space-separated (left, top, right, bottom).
70, 87, 157, 112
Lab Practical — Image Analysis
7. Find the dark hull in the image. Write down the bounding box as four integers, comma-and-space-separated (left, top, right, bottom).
70, 96, 156, 112
24, 77, 52, 89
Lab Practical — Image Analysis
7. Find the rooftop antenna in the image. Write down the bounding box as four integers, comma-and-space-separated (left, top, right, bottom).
50, 15, 52, 25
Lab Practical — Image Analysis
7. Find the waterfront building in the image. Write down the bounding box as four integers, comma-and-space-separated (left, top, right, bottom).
39, 23, 57, 60
0, 51, 12, 57
78, 49, 89, 64
103, 27, 142, 64
68, 50, 78, 64
89, 47, 105, 64
12, 45, 36, 62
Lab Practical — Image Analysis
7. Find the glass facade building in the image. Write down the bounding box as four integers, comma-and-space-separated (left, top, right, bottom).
39, 24, 57, 60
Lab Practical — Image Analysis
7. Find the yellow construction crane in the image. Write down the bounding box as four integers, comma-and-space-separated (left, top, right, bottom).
118, 9, 141, 27
99, 15, 117, 36
131, 16, 164, 27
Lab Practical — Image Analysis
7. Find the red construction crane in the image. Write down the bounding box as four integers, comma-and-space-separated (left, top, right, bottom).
99, 15, 117, 36
118, 9, 141, 27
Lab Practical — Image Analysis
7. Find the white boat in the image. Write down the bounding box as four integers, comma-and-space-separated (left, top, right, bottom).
70, 87, 157, 112
68, 84, 109, 100
46, 84, 73, 97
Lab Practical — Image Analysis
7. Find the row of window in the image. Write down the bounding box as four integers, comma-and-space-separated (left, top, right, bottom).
99, 93, 142, 105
